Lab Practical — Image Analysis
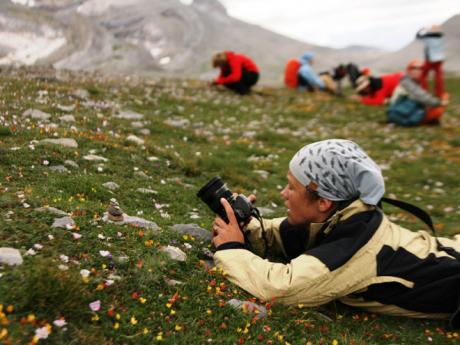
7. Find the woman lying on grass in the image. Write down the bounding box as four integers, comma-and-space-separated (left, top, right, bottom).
211, 139, 460, 328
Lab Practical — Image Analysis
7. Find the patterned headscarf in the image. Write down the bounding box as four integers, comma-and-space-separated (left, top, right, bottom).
289, 139, 385, 205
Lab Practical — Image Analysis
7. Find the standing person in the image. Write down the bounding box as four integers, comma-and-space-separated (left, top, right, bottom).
388, 60, 449, 126
211, 51, 259, 95
210, 139, 460, 328
297, 52, 336, 94
350, 72, 403, 106
416, 25, 445, 98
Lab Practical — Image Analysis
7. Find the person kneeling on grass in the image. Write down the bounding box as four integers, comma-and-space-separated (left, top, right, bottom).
211, 51, 259, 95
211, 139, 460, 328
297, 52, 337, 94
350, 72, 403, 106
387, 59, 449, 126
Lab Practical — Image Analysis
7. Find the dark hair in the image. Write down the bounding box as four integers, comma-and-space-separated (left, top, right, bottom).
305, 185, 320, 201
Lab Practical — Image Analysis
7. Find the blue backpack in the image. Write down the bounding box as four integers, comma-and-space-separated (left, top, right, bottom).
387, 96, 426, 126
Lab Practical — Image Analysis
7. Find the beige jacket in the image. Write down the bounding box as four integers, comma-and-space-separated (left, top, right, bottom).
214, 200, 460, 319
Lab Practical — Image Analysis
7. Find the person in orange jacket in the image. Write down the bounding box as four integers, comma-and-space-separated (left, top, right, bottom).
211, 51, 260, 95
350, 72, 404, 106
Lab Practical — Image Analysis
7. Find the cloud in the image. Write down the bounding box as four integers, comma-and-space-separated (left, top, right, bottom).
219, 0, 460, 50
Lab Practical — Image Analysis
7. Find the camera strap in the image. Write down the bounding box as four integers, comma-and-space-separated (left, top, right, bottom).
251, 207, 269, 258
379, 197, 435, 233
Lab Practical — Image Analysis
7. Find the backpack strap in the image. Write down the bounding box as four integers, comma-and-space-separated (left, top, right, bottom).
379, 197, 436, 233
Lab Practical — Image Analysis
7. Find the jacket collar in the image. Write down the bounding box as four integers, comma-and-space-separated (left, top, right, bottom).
308, 199, 374, 244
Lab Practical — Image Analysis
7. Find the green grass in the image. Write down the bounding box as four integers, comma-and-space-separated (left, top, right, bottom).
0, 68, 460, 344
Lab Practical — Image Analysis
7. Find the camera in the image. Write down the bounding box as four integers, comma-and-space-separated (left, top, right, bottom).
197, 176, 257, 225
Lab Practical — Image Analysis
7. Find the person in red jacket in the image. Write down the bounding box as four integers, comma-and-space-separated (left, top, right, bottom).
350, 72, 404, 106
211, 51, 260, 95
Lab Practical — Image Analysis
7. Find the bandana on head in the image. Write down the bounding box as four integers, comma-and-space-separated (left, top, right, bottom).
289, 139, 385, 205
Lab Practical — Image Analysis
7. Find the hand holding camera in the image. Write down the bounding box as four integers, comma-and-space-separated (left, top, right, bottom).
197, 176, 260, 248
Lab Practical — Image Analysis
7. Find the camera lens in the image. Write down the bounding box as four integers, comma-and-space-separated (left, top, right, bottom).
197, 176, 233, 220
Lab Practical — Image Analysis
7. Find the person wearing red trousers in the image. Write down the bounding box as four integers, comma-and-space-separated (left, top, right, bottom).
350, 72, 404, 106
211, 51, 259, 95
416, 25, 445, 98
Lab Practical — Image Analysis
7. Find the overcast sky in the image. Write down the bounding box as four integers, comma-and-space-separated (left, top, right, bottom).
219, 0, 460, 51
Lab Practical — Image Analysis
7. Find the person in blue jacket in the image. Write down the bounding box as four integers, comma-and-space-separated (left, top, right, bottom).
297, 52, 336, 94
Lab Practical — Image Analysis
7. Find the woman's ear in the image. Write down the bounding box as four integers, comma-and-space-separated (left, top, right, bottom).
318, 198, 334, 213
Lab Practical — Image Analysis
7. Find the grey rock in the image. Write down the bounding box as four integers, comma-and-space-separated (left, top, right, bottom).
131, 121, 144, 128
49, 165, 70, 173
170, 224, 212, 241
161, 245, 186, 262
134, 171, 150, 179
227, 299, 267, 319
108, 273, 122, 281
83, 154, 108, 162
57, 104, 76, 112
138, 128, 151, 136
115, 256, 129, 264
35, 206, 68, 216
0, 248, 23, 266
103, 182, 120, 190
64, 160, 79, 168
164, 278, 184, 286
102, 212, 160, 231
114, 110, 144, 120
254, 170, 269, 179
73, 89, 90, 100
137, 188, 157, 194
22, 109, 51, 121
59, 115, 76, 123
51, 216, 75, 229
39, 138, 78, 148
257, 207, 275, 216
163, 118, 190, 128
126, 134, 144, 145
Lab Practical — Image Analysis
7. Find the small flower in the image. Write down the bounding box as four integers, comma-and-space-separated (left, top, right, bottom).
80, 269, 90, 278
130, 316, 138, 325
89, 300, 101, 312
26, 248, 37, 256
73, 233, 82, 239
59, 254, 69, 263
35, 326, 51, 340
53, 319, 67, 328
34, 244, 43, 250
99, 250, 111, 257
113, 322, 120, 330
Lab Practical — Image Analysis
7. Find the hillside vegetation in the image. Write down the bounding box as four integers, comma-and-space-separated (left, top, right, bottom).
1, 67, 460, 344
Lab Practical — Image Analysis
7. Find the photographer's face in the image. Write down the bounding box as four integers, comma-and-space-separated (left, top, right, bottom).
281, 171, 324, 225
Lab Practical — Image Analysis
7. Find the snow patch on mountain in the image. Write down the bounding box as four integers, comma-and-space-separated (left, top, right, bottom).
77, 0, 143, 16
11, 0, 36, 6
0, 30, 66, 66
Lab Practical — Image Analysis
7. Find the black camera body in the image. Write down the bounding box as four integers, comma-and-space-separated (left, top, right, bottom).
197, 176, 256, 225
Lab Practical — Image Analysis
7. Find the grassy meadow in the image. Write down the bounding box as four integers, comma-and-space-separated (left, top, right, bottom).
1, 67, 460, 344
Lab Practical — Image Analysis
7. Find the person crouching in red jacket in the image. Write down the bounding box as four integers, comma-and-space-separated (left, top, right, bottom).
211, 51, 260, 95
350, 72, 404, 106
